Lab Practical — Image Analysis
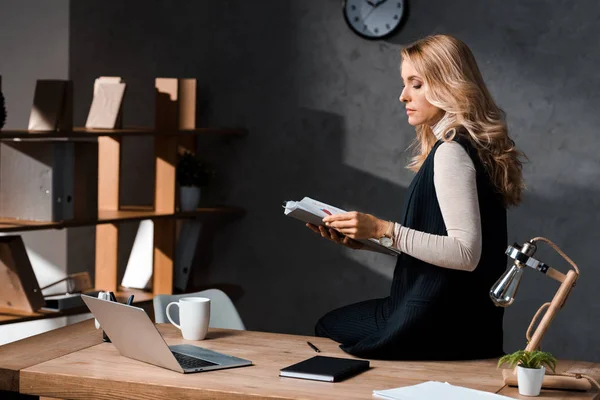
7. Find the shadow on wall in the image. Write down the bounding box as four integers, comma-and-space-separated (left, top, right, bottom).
65, 0, 600, 361
202, 108, 407, 336
65, 1, 262, 285
64, 1, 407, 337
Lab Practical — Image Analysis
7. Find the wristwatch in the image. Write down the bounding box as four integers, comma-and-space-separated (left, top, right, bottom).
379, 221, 395, 247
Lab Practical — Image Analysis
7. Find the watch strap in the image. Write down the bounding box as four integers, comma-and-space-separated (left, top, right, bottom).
384, 221, 394, 239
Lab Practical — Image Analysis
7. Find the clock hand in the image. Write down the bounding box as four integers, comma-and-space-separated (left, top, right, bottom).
361, 2, 379, 25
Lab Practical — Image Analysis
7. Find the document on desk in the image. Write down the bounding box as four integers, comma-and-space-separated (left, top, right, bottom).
373, 381, 513, 400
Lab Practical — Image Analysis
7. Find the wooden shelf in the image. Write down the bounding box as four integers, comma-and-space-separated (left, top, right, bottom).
0, 112, 247, 325
0, 205, 245, 233
0, 288, 154, 326
0, 76, 250, 330
0, 126, 247, 140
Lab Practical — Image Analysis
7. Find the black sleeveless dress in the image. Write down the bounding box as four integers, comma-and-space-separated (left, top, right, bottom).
315, 131, 507, 360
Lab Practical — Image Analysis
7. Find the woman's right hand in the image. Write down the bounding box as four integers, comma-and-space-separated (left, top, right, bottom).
306, 223, 364, 250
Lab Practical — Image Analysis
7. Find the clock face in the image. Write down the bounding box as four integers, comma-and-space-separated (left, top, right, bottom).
343, 0, 405, 40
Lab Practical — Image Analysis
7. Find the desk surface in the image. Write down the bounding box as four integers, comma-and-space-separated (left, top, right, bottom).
0, 319, 597, 400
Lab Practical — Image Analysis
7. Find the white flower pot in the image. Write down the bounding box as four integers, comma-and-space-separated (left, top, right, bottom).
180, 186, 201, 211
517, 365, 546, 396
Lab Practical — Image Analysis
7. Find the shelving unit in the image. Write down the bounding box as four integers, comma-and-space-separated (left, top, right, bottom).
0, 206, 245, 233
0, 126, 246, 324
0, 127, 247, 140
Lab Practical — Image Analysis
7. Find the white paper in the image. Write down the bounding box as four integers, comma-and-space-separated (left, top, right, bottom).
121, 220, 154, 289
373, 381, 513, 400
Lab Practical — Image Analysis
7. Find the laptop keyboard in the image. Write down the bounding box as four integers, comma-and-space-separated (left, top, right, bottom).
172, 351, 218, 369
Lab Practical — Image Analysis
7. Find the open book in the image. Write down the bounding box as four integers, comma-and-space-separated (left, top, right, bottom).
283, 197, 400, 256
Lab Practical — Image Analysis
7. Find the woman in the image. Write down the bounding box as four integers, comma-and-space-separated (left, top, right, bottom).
308, 34, 525, 361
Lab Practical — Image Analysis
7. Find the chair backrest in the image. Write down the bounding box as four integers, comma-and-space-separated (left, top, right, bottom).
153, 288, 246, 330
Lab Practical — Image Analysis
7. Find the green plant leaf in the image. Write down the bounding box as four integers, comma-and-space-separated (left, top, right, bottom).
497, 349, 557, 372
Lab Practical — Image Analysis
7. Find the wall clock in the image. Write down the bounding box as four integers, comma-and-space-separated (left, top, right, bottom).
342, 0, 406, 40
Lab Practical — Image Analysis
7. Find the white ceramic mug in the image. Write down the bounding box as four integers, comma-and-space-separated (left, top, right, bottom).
166, 297, 210, 340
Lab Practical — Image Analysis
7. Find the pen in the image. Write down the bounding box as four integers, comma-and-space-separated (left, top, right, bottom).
307, 341, 321, 353
126, 295, 134, 305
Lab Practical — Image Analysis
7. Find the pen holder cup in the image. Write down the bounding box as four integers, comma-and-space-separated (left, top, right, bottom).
94, 291, 113, 342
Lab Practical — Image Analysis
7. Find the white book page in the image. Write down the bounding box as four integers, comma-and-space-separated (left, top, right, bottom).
283, 196, 400, 256
284, 197, 346, 217
373, 381, 513, 400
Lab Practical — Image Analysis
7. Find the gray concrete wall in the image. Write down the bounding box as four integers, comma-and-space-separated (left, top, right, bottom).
68, 0, 600, 361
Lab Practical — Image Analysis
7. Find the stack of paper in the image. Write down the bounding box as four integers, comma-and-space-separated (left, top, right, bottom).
373, 381, 513, 400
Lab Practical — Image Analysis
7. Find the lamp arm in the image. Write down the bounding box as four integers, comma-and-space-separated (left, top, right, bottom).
522, 236, 579, 352
530, 236, 580, 275
526, 302, 551, 345
544, 267, 566, 283
525, 269, 578, 353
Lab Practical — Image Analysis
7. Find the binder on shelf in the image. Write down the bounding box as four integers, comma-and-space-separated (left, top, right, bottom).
0, 235, 45, 314
174, 219, 203, 292
28, 79, 73, 131
0, 141, 98, 222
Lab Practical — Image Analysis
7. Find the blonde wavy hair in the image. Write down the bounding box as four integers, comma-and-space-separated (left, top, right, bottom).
401, 34, 525, 207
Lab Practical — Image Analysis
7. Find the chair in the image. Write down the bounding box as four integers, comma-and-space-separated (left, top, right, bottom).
153, 288, 246, 330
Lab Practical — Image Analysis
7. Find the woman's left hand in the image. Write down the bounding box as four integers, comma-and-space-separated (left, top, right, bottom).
322, 212, 387, 240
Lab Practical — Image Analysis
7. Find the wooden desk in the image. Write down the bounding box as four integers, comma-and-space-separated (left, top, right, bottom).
0, 319, 598, 399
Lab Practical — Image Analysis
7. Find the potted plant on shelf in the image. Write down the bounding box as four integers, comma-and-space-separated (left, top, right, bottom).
176, 151, 215, 211
498, 349, 557, 396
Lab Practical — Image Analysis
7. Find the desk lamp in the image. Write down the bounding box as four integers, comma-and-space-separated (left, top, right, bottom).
490, 236, 598, 391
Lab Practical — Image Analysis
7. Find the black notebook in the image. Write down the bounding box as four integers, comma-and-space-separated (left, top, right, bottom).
279, 356, 370, 382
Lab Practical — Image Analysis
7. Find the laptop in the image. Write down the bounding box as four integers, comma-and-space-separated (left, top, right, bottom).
81, 294, 252, 373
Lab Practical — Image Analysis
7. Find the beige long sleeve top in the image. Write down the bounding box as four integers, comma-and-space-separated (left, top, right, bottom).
391, 133, 482, 271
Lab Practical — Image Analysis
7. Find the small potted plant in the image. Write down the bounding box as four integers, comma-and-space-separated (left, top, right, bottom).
176, 151, 215, 211
498, 349, 557, 396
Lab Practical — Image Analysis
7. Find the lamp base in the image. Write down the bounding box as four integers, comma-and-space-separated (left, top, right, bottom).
502, 368, 597, 391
